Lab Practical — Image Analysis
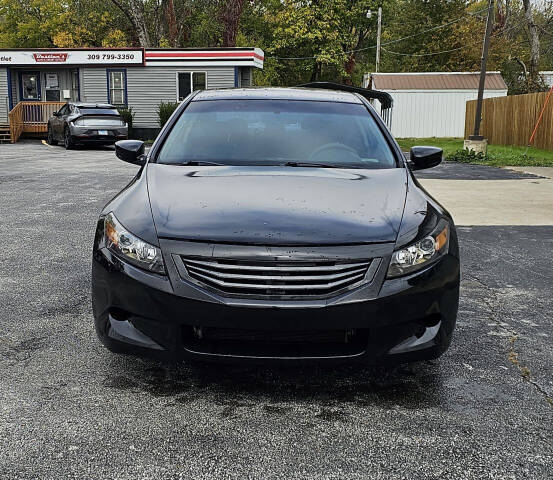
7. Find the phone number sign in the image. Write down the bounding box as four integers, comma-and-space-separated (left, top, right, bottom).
0, 49, 144, 66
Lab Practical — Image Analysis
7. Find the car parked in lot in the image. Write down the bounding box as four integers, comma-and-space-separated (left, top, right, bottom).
47, 102, 128, 149
91, 85, 460, 364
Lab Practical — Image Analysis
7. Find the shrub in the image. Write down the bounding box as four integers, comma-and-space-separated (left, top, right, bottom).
446, 149, 489, 163
117, 106, 134, 136
157, 101, 179, 128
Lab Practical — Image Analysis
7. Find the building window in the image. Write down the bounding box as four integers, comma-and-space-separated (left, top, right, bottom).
177, 72, 206, 101
72, 70, 80, 101
108, 69, 126, 105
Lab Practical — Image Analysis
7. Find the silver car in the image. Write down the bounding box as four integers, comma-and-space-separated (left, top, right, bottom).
47, 102, 128, 149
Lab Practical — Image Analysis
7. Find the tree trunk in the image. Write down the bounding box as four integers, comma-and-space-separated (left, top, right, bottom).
310, 61, 320, 82
522, 0, 540, 84
343, 55, 355, 85
220, 0, 245, 47
165, 0, 178, 47
110, 0, 151, 47
343, 31, 366, 85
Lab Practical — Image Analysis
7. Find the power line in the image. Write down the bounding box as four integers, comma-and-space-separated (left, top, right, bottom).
380, 24, 519, 58
271, 6, 489, 60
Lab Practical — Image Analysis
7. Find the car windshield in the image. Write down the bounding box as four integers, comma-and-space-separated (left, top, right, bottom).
156, 99, 397, 169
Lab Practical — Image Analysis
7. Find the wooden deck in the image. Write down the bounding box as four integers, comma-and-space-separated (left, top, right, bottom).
8, 101, 65, 143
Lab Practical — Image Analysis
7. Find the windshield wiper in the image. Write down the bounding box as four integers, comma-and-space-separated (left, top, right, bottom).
283, 161, 341, 168
178, 160, 225, 166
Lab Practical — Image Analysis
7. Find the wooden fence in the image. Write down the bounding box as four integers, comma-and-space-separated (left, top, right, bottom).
465, 91, 553, 151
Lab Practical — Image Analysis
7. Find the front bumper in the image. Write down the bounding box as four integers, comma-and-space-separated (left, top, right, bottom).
91, 241, 460, 364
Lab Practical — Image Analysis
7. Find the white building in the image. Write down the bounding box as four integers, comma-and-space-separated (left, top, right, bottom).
540, 71, 553, 87
363, 72, 508, 138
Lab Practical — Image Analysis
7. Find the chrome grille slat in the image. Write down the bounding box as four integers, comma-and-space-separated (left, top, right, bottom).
189, 270, 366, 291
180, 256, 372, 298
184, 258, 369, 272
186, 264, 368, 282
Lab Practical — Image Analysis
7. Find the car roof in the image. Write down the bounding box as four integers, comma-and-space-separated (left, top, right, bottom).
71, 102, 116, 109
192, 87, 363, 104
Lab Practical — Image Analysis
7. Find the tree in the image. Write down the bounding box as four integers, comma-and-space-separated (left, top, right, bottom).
220, 0, 246, 47
0, 0, 129, 48
269, 0, 380, 85
164, 0, 178, 47
109, 0, 151, 47
522, 0, 540, 87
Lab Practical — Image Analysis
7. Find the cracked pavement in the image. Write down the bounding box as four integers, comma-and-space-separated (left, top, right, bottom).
0, 141, 552, 479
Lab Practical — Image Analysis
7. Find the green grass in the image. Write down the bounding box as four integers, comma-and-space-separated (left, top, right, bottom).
396, 137, 553, 167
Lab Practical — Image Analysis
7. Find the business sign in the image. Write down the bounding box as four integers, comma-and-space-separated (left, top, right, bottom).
33, 52, 68, 63
0, 49, 144, 66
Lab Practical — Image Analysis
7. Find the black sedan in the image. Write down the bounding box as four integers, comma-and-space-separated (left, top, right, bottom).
92, 86, 460, 364
47, 102, 128, 149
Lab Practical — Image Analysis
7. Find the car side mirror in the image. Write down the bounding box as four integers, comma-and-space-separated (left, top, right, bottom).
53, 111, 60, 117
115, 140, 146, 166
409, 146, 442, 170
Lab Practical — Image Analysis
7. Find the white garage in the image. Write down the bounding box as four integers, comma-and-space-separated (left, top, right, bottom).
364, 72, 508, 138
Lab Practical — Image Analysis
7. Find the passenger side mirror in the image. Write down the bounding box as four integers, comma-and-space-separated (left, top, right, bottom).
115, 140, 146, 166
53, 111, 61, 117
409, 146, 442, 170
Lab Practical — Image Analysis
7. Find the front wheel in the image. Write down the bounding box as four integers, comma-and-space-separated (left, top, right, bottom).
64, 127, 75, 150
47, 125, 58, 145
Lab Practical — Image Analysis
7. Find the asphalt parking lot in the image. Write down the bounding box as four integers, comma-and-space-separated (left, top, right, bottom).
1, 140, 552, 479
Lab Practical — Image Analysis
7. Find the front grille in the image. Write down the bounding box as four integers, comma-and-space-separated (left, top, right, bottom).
182, 326, 369, 358
194, 327, 354, 344
181, 257, 372, 298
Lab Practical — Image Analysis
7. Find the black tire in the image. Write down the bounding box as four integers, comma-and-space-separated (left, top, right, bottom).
64, 127, 75, 150
47, 125, 58, 145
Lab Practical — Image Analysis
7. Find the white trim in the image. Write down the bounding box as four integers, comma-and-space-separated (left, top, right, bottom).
147, 60, 262, 68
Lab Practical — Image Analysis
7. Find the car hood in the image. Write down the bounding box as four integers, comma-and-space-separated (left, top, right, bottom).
147, 165, 407, 245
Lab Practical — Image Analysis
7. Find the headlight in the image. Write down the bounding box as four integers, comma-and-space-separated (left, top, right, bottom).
104, 212, 165, 274
387, 220, 449, 278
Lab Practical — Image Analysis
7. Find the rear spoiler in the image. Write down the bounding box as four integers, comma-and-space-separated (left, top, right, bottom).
297, 81, 393, 129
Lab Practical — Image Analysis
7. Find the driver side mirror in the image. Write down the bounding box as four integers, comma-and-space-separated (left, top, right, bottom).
409, 146, 442, 170
115, 140, 146, 166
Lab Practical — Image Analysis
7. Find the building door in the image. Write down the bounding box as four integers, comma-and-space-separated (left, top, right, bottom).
19, 72, 41, 101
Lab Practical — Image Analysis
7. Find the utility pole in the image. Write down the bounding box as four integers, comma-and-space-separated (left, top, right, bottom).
470, 0, 494, 141
375, 6, 382, 73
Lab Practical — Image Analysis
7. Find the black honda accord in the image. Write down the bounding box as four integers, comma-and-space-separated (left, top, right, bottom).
92, 86, 460, 364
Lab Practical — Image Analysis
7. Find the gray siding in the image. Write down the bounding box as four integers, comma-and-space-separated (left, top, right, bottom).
81, 67, 108, 104
0, 68, 8, 123
79, 65, 236, 128
127, 66, 236, 128
205, 67, 236, 90
126, 66, 178, 128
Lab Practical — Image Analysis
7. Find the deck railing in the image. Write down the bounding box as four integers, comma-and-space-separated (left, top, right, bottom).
8, 101, 65, 143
